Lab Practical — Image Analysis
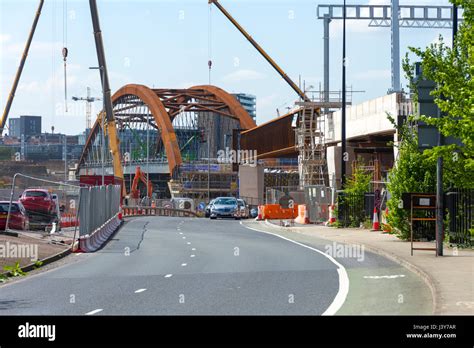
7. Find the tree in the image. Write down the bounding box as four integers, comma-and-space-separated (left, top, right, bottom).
386, 115, 436, 239
404, 0, 474, 189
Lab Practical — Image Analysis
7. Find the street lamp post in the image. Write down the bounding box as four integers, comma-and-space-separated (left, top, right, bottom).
89, 66, 105, 186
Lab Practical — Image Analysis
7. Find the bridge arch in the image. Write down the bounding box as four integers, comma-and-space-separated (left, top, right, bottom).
77, 84, 256, 176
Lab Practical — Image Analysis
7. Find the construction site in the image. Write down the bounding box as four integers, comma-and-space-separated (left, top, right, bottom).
0, 0, 466, 225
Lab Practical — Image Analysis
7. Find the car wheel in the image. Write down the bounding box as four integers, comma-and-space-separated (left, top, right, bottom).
234, 217, 241, 220
210, 216, 216, 220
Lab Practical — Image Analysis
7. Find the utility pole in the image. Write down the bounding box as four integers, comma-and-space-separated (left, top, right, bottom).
63, 135, 67, 182
390, 0, 401, 92
146, 111, 150, 201
207, 130, 211, 202
341, 0, 347, 188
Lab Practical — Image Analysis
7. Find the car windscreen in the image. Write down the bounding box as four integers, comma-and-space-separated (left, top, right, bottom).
214, 198, 236, 205
0, 203, 19, 213
24, 191, 47, 198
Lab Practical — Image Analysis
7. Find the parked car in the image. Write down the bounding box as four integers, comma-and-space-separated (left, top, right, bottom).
210, 197, 240, 220
19, 189, 57, 217
205, 199, 216, 218
0, 201, 29, 231
237, 199, 249, 219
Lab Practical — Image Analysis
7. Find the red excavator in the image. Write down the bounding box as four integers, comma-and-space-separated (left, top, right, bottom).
130, 166, 153, 199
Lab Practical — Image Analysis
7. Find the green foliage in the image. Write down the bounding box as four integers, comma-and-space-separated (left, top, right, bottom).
344, 160, 372, 195
3, 262, 26, 277
403, 0, 474, 189
33, 260, 43, 269
386, 115, 436, 240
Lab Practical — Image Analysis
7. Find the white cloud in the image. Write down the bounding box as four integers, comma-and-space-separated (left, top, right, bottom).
353, 69, 391, 81
221, 69, 266, 83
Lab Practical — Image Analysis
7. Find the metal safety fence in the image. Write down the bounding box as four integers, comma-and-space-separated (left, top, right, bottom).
78, 185, 121, 237
446, 188, 473, 245
337, 192, 372, 228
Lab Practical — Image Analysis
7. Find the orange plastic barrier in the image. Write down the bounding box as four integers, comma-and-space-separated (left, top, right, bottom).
260, 204, 298, 220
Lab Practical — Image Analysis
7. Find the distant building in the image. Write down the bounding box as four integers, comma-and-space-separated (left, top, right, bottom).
20, 116, 41, 137
232, 93, 256, 122
9, 115, 41, 138
8, 118, 21, 138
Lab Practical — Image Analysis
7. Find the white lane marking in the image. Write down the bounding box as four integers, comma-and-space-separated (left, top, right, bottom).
179, 232, 183, 235
364, 274, 405, 279
134, 288, 147, 293
190, 254, 195, 258
186, 242, 191, 245
181, 263, 187, 267
182, 236, 186, 239
85, 309, 103, 315
191, 248, 196, 251
241, 222, 349, 316
164, 274, 173, 278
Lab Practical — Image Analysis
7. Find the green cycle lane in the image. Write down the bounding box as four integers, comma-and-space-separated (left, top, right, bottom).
243, 221, 433, 315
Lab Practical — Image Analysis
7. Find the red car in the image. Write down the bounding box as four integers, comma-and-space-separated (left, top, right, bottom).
0, 201, 29, 230
19, 189, 57, 216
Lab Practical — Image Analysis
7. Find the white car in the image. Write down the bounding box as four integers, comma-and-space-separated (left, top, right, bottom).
237, 199, 249, 219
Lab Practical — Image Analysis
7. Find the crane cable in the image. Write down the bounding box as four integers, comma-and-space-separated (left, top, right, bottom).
208, 3, 212, 85
62, 0, 68, 113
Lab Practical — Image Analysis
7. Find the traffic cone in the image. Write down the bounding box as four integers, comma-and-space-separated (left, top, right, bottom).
328, 205, 336, 225
371, 207, 380, 231
118, 206, 123, 220
256, 205, 263, 220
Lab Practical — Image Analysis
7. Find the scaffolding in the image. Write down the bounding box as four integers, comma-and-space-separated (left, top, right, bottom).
295, 104, 326, 188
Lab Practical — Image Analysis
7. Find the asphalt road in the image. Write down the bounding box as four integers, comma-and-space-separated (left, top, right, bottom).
0, 216, 432, 315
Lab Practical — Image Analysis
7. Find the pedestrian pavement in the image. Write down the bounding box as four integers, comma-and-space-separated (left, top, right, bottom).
264, 220, 474, 315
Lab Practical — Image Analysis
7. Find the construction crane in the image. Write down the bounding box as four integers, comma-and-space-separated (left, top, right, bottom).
89, 0, 124, 187
208, 0, 311, 103
0, 0, 44, 136
72, 87, 101, 129
0, 0, 124, 190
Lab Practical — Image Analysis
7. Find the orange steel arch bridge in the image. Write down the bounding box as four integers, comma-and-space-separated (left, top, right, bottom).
76, 84, 256, 178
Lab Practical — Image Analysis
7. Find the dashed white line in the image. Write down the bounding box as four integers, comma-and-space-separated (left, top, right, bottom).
190, 254, 195, 258
191, 248, 196, 251
182, 236, 186, 239
179, 232, 183, 235
85, 309, 103, 315
186, 242, 191, 245
134, 288, 147, 293
164, 274, 173, 278
181, 263, 187, 267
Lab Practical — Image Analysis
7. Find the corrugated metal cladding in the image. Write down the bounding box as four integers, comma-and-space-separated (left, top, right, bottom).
240, 112, 297, 158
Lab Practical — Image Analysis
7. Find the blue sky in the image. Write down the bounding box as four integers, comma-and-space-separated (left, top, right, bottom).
1, 0, 454, 135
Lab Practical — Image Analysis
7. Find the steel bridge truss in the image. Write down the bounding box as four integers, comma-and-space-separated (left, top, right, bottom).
77, 84, 256, 176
